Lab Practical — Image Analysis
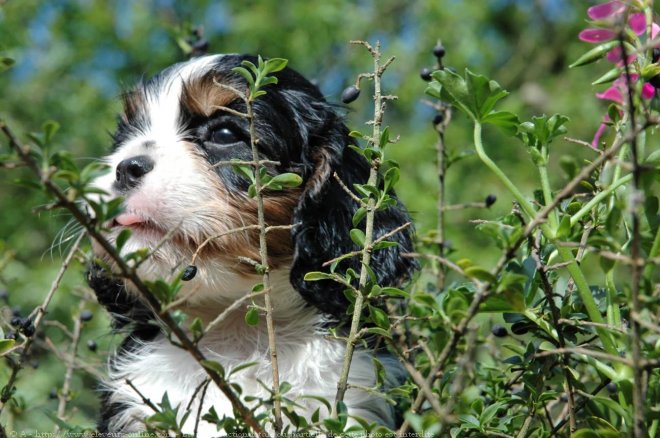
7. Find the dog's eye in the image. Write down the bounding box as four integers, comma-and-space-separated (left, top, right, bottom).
210, 126, 240, 145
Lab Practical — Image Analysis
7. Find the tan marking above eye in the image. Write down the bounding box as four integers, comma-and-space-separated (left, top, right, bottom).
181, 73, 239, 117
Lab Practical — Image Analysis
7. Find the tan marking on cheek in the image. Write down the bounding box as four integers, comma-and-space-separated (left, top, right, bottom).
181, 73, 239, 117
186, 144, 299, 275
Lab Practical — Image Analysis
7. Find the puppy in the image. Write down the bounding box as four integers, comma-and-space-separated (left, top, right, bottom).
87, 54, 417, 434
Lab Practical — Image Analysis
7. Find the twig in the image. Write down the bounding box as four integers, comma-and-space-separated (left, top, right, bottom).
619, 32, 646, 438
126, 378, 160, 413
203, 290, 267, 334
442, 201, 487, 211
533, 347, 633, 366
55, 301, 85, 431
335, 40, 392, 409
532, 238, 576, 433
322, 222, 411, 267
194, 379, 211, 436
0, 231, 84, 413
434, 103, 451, 291
400, 252, 466, 277
243, 80, 283, 433
564, 136, 603, 153
332, 172, 365, 205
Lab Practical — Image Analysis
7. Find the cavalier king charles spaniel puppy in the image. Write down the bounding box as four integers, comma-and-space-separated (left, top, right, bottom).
87, 54, 417, 434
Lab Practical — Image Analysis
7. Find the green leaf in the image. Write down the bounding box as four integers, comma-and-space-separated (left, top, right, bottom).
42, 121, 60, 143
372, 241, 399, 250
482, 111, 519, 135
201, 359, 226, 378
245, 307, 259, 326
228, 361, 259, 377
555, 215, 572, 239
264, 58, 288, 74
427, 69, 473, 118
352, 207, 367, 227
115, 228, 132, 252
569, 41, 619, 68
190, 317, 204, 340
0, 57, 15, 73
365, 327, 392, 338
383, 167, 400, 193
232, 66, 255, 87
269, 172, 302, 188
303, 271, 337, 281
0, 339, 16, 355
464, 266, 496, 282
369, 306, 390, 330
465, 69, 509, 119
349, 131, 365, 139
251, 283, 265, 292
380, 286, 409, 298
379, 126, 391, 148
350, 228, 366, 247
592, 67, 623, 85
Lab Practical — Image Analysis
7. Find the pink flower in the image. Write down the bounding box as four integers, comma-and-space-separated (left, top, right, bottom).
587, 1, 625, 20
579, 28, 616, 43
580, 2, 660, 148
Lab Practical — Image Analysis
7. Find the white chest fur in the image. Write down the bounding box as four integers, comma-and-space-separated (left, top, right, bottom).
103, 311, 396, 435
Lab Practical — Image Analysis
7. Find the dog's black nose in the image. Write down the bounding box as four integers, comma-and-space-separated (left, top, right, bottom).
115, 155, 154, 190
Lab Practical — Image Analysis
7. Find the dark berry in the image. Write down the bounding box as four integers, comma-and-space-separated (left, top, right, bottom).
433, 44, 446, 58
49, 388, 58, 399
12, 307, 21, 317
5, 331, 16, 340
511, 321, 530, 335
182, 265, 198, 281
606, 382, 617, 393
87, 339, 97, 352
485, 194, 497, 208
432, 113, 444, 126
80, 310, 94, 322
341, 85, 360, 104
491, 324, 508, 338
30, 360, 39, 369
21, 323, 35, 337
10, 316, 23, 327
420, 67, 432, 81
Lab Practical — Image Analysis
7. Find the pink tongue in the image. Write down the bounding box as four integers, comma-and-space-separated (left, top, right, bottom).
116, 213, 144, 226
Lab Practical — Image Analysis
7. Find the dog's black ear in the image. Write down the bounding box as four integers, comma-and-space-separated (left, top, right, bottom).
290, 111, 418, 318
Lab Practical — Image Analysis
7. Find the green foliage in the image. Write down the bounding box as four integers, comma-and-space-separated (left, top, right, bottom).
1, 0, 659, 436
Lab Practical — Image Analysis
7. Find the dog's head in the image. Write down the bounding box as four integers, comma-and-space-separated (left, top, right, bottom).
91, 54, 417, 318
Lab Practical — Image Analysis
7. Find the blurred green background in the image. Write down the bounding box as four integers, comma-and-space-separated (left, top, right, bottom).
0, 0, 633, 431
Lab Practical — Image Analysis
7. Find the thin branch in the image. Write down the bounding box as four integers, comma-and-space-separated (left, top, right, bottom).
532, 238, 576, 433
619, 31, 646, 438
125, 378, 160, 413
203, 290, 267, 334
332, 172, 365, 205
55, 302, 85, 431
533, 347, 633, 366
0, 231, 84, 412
322, 222, 411, 267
